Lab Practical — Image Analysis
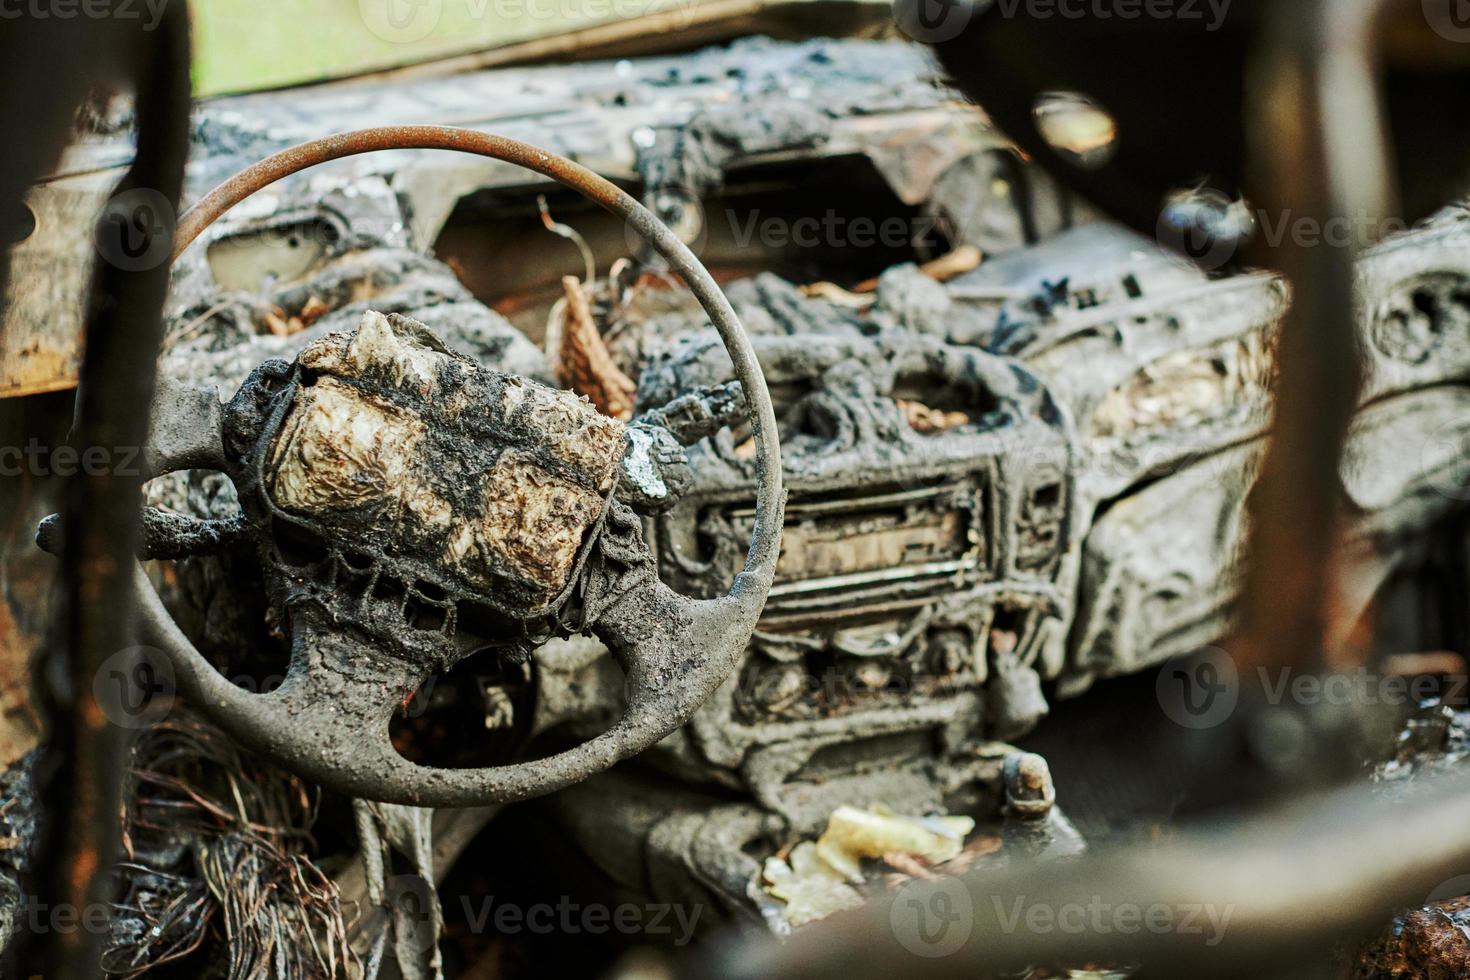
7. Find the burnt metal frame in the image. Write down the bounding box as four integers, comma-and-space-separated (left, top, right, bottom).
0, 6, 193, 978
13, 1, 1468, 973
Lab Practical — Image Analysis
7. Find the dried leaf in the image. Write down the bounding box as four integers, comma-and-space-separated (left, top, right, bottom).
897, 398, 970, 433
557, 276, 636, 420
852, 244, 982, 293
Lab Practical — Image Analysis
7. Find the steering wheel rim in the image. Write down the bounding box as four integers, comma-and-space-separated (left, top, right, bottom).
136, 125, 785, 807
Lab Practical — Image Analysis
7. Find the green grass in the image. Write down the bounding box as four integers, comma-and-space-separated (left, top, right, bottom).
190, 0, 698, 96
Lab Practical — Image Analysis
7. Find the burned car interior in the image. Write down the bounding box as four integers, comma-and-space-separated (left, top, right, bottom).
6, 2, 1470, 978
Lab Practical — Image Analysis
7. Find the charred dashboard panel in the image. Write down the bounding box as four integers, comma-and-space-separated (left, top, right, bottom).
628, 319, 1073, 802
953, 216, 1470, 688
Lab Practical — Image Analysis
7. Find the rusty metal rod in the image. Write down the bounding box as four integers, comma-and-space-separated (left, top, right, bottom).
1180, 0, 1408, 811
18, 6, 192, 978
1233, 0, 1393, 678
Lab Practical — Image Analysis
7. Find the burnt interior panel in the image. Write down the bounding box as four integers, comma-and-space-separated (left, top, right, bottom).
433, 155, 942, 339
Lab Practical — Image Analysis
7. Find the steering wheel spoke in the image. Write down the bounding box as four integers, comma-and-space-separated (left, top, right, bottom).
274, 616, 425, 730
239, 617, 433, 795
144, 374, 228, 478
595, 571, 768, 717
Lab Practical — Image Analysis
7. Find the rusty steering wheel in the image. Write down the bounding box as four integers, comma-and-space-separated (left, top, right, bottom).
127, 127, 785, 807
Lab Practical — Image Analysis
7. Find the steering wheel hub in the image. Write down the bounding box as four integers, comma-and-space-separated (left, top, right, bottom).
232, 310, 627, 638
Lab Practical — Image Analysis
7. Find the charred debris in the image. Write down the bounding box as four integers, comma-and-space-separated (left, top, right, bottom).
4, 27, 1470, 980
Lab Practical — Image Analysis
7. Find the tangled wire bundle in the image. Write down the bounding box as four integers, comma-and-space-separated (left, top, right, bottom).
104, 712, 352, 979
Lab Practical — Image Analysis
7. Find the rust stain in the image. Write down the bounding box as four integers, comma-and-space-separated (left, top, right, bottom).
0, 597, 41, 767
69, 846, 99, 899
0, 338, 81, 398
